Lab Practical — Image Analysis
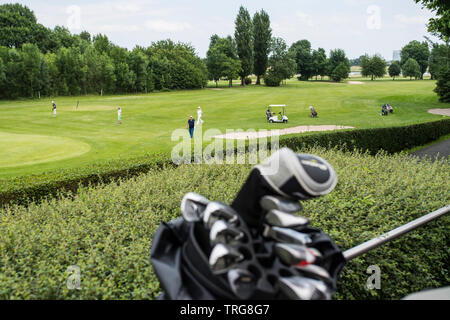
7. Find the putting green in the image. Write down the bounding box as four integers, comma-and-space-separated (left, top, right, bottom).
0, 132, 91, 168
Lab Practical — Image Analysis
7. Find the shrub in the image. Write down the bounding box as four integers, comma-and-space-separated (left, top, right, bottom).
0, 147, 448, 299
434, 67, 450, 103
244, 77, 252, 85
264, 70, 282, 86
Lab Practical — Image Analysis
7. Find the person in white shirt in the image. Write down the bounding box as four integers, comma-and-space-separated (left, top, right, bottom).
52, 101, 57, 118
118, 107, 122, 125
197, 106, 204, 125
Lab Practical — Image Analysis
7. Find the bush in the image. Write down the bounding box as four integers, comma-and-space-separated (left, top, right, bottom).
244, 77, 252, 85
0, 147, 448, 299
279, 119, 450, 155
331, 62, 350, 82
434, 67, 450, 102
264, 70, 282, 87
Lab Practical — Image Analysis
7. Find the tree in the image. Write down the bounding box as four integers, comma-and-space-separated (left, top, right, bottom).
388, 61, 401, 80
234, 6, 253, 86
434, 67, 450, 102
265, 37, 296, 86
93, 34, 112, 55
331, 62, 350, 82
312, 48, 327, 80
400, 40, 430, 79
0, 3, 38, 48
414, 0, 450, 41
21, 43, 44, 97
206, 35, 241, 87
289, 40, 314, 80
252, 10, 271, 85
428, 42, 449, 79
402, 58, 421, 79
361, 54, 387, 80
328, 49, 350, 82
79, 31, 92, 43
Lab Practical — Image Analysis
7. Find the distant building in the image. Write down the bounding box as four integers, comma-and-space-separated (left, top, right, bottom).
393, 50, 401, 62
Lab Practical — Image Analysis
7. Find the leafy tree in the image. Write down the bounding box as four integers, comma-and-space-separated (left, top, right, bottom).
388, 61, 401, 80
0, 3, 38, 48
400, 40, 430, 79
234, 6, 253, 86
328, 49, 350, 81
350, 55, 365, 66
0, 58, 5, 90
414, 0, 449, 41
331, 62, 350, 82
402, 58, 421, 80
21, 43, 44, 97
252, 10, 271, 85
94, 34, 112, 55
312, 48, 327, 80
428, 42, 449, 79
434, 67, 450, 102
361, 54, 387, 80
265, 37, 296, 86
289, 40, 314, 80
206, 35, 241, 87
80, 31, 92, 43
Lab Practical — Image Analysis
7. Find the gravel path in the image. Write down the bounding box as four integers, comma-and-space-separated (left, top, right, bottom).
410, 138, 450, 162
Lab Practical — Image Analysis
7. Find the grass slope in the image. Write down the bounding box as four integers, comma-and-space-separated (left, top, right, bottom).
0, 78, 447, 178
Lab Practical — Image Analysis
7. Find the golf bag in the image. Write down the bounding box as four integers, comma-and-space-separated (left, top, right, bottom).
151, 148, 346, 300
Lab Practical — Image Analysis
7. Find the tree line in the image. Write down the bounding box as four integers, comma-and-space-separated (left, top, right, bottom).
0, 3, 207, 99
206, 6, 353, 87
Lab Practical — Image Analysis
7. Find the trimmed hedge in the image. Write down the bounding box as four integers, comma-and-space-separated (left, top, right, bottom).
279, 119, 450, 155
1, 119, 449, 207
0, 147, 448, 299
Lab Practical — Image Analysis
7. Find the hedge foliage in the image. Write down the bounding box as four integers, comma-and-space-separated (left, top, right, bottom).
0, 147, 448, 299
1, 119, 449, 208
279, 119, 450, 155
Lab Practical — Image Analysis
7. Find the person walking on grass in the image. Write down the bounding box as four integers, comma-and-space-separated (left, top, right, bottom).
197, 106, 204, 126
118, 107, 122, 125
52, 101, 57, 118
187, 115, 195, 138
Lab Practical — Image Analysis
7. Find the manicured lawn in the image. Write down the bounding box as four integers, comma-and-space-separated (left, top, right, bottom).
0, 78, 447, 178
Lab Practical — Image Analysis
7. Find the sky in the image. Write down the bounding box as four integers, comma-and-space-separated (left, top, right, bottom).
1, 0, 440, 59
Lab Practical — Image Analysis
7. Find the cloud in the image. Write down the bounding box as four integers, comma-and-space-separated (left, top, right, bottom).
295, 12, 314, 27
100, 24, 140, 32
145, 20, 192, 32
394, 14, 429, 26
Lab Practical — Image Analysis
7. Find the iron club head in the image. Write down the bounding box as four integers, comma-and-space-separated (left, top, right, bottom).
278, 276, 332, 300
180, 192, 210, 222
265, 209, 310, 228
203, 202, 239, 229
274, 243, 320, 266
209, 244, 244, 275
227, 269, 256, 299
260, 195, 302, 213
263, 225, 313, 245
210, 220, 244, 245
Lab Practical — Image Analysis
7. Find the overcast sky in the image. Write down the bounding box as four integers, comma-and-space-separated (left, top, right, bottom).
1, 0, 440, 59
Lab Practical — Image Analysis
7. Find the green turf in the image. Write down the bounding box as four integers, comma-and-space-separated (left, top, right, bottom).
0, 78, 448, 178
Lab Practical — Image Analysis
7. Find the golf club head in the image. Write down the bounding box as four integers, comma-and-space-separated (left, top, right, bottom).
209, 244, 244, 275
203, 202, 239, 229
260, 196, 302, 213
265, 209, 309, 228
263, 225, 312, 245
227, 269, 256, 299
278, 276, 332, 300
210, 220, 244, 245
294, 264, 332, 283
274, 243, 319, 266
180, 192, 210, 222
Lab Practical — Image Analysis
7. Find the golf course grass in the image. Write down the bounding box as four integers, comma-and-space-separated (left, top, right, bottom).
0, 77, 448, 178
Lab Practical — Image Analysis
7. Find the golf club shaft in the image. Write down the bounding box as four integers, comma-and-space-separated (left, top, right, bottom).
343, 205, 450, 261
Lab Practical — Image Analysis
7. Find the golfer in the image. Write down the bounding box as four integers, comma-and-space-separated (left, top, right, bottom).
197, 106, 204, 125
52, 101, 57, 117
118, 107, 122, 124
187, 116, 195, 138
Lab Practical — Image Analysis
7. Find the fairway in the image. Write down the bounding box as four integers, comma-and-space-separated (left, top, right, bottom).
0, 78, 447, 178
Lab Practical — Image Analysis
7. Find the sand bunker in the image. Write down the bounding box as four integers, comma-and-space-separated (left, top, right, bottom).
214, 125, 355, 140
428, 109, 450, 116
348, 81, 365, 85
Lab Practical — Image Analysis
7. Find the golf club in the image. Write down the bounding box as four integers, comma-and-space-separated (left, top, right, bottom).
209, 243, 244, 275
227, 269, 256, 299
210, 220, 244, 245
180, 192, 210, 222
294, 264, 332, 283
265, 209, 310, 228
278, 276, 331, 300
263, 225, 312, 245
203, 202, 239, 229
260, 195, 302, 213
274, 243, 320, 266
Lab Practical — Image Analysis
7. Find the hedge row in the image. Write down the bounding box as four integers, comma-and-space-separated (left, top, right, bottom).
0, 147, 448, 299
279, 119, 450, 155
1, 119, 449, 207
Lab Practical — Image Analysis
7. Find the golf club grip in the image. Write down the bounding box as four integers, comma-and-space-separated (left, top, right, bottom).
343, 205, 450, 261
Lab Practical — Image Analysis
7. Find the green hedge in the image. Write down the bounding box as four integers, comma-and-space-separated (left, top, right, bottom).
0, 147, 448, 299
0, 153, 173, 208
279, 119, 450, 155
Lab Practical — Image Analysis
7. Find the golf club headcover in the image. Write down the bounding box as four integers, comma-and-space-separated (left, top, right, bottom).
232, 148, 337, 228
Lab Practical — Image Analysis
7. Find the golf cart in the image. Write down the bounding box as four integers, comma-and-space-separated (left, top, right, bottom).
266, 105, 288, 123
